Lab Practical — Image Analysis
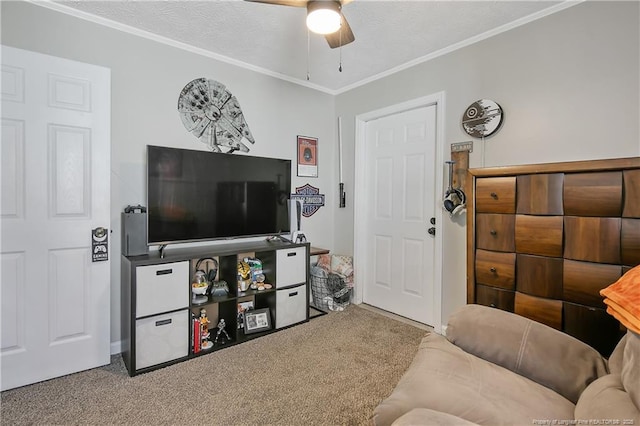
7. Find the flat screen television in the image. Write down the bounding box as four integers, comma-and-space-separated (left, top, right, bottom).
147, 145, 291, 245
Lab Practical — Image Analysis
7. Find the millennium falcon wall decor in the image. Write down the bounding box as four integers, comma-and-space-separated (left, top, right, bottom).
178, 78, 255, 153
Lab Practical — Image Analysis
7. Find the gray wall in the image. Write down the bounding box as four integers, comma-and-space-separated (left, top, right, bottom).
2, 1, 639, 344
1, 1, 336, 348
334, 1, 640, 325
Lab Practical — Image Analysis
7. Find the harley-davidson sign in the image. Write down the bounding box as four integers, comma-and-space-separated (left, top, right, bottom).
291, 184, 325, 217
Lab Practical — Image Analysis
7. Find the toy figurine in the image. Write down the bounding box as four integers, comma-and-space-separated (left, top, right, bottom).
200, 309, 210, 336
200, 308, 213, 350
237, 261, 251, 292
213, 318, 231, 345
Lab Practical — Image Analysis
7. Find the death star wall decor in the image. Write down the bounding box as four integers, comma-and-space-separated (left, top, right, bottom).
462, 99, 504, 138
178, 78, 255, 153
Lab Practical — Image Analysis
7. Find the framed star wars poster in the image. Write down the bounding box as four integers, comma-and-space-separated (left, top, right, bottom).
297, 135, 318, 177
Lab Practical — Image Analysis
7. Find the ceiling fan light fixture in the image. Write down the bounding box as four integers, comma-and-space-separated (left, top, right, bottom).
306, 1, 341, 35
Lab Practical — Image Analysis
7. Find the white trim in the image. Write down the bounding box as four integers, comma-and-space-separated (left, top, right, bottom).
353, 92, 445, 333
353, 119, 368, 304
28, 0, 335, 95
110, 340, 122, 356
334, 1, 583, 94
29, 0, 582, 96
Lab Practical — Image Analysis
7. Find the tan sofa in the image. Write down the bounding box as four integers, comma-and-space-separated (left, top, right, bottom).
373, 304, 640, 426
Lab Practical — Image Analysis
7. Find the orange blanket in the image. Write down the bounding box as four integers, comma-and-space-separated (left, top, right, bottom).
600, 265, 640, 334
603, 298, 640, 334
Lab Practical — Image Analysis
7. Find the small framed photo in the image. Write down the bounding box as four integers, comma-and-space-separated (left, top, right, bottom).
243, 308, 272, 334
237, 301, 254, 330
297, 135, 318, 177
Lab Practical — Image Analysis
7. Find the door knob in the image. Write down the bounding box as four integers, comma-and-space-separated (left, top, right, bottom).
428, 227, 436, 236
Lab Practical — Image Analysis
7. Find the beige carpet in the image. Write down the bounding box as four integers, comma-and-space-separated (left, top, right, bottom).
1, 305, 426, 425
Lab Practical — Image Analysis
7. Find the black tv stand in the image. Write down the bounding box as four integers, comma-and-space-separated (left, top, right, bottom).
158, 244, 167, 258
121, 240, 310, 376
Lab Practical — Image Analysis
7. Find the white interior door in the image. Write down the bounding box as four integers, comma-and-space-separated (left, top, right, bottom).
361, 104, 438, 325
1, 46, 111, 390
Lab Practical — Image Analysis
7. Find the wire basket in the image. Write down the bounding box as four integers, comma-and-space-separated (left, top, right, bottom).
310, 270, 351, 311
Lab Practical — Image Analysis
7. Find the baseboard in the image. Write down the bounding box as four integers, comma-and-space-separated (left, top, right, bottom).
357, 304, 432, 331
110, 340, 122, 355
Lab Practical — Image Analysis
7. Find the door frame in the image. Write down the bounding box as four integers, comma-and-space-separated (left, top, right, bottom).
353, 92, 445, 333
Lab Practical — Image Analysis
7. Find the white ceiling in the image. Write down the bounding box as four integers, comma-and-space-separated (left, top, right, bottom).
52, 0, 571, 94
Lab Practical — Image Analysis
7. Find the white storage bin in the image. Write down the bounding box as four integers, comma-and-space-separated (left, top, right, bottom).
276, 284, 307, 329
135, 309, 189, 370
276, 247, 306, 288
136, 261, 189, 318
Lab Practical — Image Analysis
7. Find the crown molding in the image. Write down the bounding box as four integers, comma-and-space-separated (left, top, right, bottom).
27, 0, 336, 95
28, 0, 583, 96
334, 1, 584, 94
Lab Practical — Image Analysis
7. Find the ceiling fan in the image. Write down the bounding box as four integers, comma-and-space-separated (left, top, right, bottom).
246, 0, 356, 48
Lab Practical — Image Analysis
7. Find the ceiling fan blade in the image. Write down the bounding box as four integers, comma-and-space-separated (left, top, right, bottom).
325, 13, 355, 48
244, 0, 307, 7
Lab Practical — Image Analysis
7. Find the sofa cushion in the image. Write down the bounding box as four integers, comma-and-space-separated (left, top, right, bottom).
372, 332, 574, 426
574, 374, 640, 422
621, 331, 640, 411
391, 408, 478, 426
446, 304, 608, 403
608, 333, 627, 375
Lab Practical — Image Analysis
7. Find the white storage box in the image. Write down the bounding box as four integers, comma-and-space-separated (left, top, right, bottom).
276, 284, 307, 329
135, 309, 189, 370
276, 247, 306, 288
136, 261, 189, 318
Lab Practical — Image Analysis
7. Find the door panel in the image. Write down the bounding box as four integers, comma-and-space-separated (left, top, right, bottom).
49, 125, 92, 217
49, 247, 90, 342
0, 252, 26, 352
402, 238, 424, 296
1, 119, 25, 218
375, 157, 393, 219
374, 235, 393, 288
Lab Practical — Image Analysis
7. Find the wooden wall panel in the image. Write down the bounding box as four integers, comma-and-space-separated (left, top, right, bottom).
476, 214, 515, 252
621, 218, 640, 266
563, 172, 622, 217
451, 150, 469, 193
475, 177, 516, 213
476, 285, 515, 311
515, 292, 563, 330
563, 260, 622, 308
563, 302, 623, 357
623, 169, 640, 217
475, 249, 515, 290
515, 215, 563, 257
564, 217, 621, 264
516, 173, 564, 215
468, 157, 640, 356
516, 254, 563, 299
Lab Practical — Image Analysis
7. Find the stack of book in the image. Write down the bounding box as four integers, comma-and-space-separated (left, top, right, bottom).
192, 315, 201, 353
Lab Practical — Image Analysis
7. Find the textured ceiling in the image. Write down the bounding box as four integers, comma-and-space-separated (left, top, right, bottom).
54, 0, 567, 93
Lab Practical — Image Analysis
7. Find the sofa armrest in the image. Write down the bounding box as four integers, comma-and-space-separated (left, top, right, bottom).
446, 304, 608, 403
391, 408, 479, 426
